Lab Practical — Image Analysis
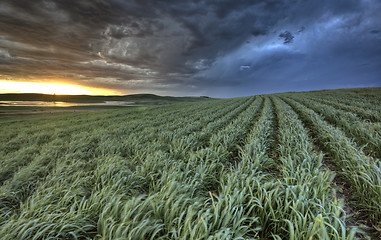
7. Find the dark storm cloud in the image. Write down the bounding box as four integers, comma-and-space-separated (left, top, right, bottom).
279, 31, 294, 44
0, 0, 380, 96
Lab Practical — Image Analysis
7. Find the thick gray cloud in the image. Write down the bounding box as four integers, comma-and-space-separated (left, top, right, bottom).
0, 0, 380, 97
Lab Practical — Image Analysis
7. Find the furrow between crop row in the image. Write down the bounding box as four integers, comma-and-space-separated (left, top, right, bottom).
307, 93, 381, 114
0, 99, 241, 188
0, 100, 220, 154
303, 95, 381, 123
0, 98, 250, 223
0, 97, 261, 239
281, 96, 381, 237
288, 96, 381, 159
268, 96, 359, 239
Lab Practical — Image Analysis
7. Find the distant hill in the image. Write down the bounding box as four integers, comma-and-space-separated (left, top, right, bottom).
0, 93, 212, 104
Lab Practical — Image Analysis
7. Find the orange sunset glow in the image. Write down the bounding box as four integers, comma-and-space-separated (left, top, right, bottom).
0, 81, 120, 95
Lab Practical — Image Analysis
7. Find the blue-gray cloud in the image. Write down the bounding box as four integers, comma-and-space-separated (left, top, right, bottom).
0, 0, 380, 96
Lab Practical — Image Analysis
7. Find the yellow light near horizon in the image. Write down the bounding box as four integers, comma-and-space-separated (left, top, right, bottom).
0, 81, 120, 95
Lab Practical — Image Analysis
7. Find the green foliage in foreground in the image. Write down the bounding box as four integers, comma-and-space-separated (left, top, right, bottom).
0, 88, 380, 239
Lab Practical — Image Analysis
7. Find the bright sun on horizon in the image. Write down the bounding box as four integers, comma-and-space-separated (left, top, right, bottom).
0, 81, 120, 95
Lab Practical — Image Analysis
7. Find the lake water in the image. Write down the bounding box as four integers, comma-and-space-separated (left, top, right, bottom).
0, 101, 136, 107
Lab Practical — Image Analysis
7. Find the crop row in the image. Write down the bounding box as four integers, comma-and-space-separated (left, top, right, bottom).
287, 95, 381, 159
303, 92, 381, 115
1, 89, 379, 239
302, 95, 381, 123
282, 97, 381, 225
0, 98, 252, 220
0, 97, 262, 239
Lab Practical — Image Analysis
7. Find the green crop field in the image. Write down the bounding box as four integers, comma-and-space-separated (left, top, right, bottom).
0, 88, 380, 239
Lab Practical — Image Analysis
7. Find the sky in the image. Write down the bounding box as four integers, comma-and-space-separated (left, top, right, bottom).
0, 0, 380, 97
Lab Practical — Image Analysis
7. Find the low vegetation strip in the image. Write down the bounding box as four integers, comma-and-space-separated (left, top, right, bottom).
0, 88, 380, 239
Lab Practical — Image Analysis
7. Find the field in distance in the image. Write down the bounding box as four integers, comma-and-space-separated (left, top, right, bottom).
0, 93, 211, 115
0, 87, 380, 239
0, 93, 211, 103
